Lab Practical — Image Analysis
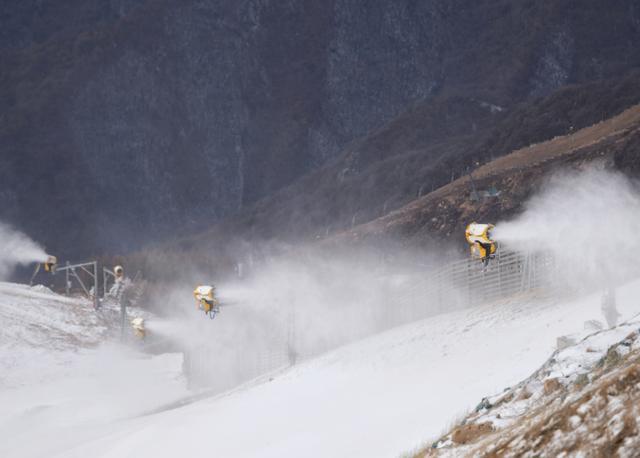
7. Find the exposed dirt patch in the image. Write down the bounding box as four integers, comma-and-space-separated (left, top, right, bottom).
451, 422, 494, 445
543, 378, 562, 396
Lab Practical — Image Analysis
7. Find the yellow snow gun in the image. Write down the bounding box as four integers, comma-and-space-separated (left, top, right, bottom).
131, 317, 146, 339
43, 255, 57, 273
193, 285, 221, 319
465, 223, 496, 265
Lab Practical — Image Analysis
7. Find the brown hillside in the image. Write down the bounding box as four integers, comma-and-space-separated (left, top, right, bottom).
216, 71, 640, 245
340, 103, 640, 247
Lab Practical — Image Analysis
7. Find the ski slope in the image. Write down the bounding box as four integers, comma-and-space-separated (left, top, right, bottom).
2, 278, 637, 458
0, 282, 189, 458
0, 282, 106, 388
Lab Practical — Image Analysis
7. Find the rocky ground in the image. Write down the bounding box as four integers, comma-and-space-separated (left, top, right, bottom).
420, 317, 640, 457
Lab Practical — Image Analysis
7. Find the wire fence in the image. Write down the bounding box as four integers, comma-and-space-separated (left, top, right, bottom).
388, 249, 558, 326
439, 249, 556, 306
184, 249, 558, 387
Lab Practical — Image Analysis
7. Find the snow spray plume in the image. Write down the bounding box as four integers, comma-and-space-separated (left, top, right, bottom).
0, 221, 49, 279
493, 167, 640, 290
144, 241, 452, 391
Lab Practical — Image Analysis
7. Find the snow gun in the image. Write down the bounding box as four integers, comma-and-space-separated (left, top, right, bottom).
43, 255, 57, 273
465, 223, 496, 266
194, 285, 221, 319
29, 255, 58, 286
131, 317, 146, 339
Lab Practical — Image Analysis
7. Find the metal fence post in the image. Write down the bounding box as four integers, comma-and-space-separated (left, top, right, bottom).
120, 296, 127, 341
65, 261, 70, 296
93, 261, 100, 310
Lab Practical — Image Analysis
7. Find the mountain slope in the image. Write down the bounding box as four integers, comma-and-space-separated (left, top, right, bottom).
343, 101, 640, 245
225, 71, 640, 243
2, 0, 639, 258
126, 73, 640, 283
0, 281, 188, 457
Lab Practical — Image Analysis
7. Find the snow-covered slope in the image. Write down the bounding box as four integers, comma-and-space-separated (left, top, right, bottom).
0, 282, 107, 387
14, 279, 635, 458
0, 283, 189, 458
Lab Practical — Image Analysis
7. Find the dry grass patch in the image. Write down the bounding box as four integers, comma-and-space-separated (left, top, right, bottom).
451, 422, 494, 445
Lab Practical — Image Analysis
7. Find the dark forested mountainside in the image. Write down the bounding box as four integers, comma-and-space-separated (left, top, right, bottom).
1, 0, 639, 258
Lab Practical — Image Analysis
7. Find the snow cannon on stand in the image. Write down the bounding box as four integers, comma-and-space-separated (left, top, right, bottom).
30, 255, 58, 286
194, 285, 221, 319
113, 265, 124, 279
43, 255, 57, 273
131, 317, 146, 339
465, 223, 497, 266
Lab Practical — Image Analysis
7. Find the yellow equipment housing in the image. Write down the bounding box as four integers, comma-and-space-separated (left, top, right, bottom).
43, 255, 57, 273
131, 317, 146, 339
193, 285, 220, 314
465, 223, 497, 260
114, 265, 124, 279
